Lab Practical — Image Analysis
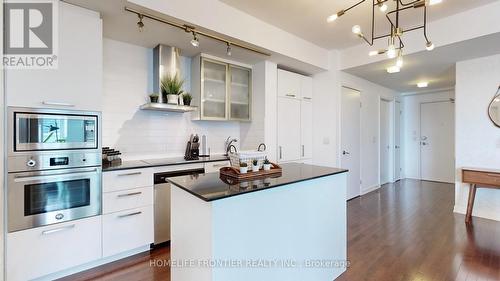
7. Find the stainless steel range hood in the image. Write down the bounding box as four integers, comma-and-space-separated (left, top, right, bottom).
153, 44, 181, 103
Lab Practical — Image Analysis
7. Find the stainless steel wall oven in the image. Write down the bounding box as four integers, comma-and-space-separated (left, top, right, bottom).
7, 107, 102, 233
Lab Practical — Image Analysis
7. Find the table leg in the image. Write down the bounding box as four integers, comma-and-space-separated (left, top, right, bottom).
465, 184, 476, 223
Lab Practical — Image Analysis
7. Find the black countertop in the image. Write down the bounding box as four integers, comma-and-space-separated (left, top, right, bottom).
102, 155, 229, 172
168, 163, 348, 202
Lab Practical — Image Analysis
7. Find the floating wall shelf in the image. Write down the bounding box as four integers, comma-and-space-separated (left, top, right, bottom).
140, 103, 198, 113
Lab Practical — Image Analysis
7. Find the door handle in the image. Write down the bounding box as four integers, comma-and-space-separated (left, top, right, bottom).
302, 145, 305, 157
117, 191, 142, 198
117, 172, 142, 177
42, 224, 76, 235
421, 142, 428, 146
343, 150, 350, 155
118, 211, 142, 218
279, 146, 283, 159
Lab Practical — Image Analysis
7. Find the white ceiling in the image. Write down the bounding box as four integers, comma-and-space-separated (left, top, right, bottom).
219, 0, 499, 50
343, 32, 500, 93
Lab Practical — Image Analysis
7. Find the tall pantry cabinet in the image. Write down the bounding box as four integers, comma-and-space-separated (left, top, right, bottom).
277, 69, 313, 163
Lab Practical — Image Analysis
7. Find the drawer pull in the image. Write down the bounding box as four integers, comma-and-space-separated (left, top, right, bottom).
117, 172, 142, 177
42, 224, 75, 235
118, 211, 142, 218
42, 101, 76, 107
286, 94, 296, 98
212, 163, 227, 168
303, 97, 312, 100
117, 191, 142, 198
486, 174, 500, 178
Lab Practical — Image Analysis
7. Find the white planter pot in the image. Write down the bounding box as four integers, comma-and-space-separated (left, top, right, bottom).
263, 164, 272, 171
252, 165, 260, 172
239, 167, 248, 174
166, 94, 178, 104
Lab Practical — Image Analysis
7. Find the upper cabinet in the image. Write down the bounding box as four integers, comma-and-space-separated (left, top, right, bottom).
191, 55, 252, 121
5, 2, 103, 111
277, 70, 301, 99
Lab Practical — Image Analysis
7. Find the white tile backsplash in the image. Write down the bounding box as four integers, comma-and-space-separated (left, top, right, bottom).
102, 39, 240, 160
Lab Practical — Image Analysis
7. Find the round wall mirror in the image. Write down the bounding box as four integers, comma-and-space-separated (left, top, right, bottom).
489, 86, 500, 128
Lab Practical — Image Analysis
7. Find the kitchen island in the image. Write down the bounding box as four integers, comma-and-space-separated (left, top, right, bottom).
168, 163, 349, 281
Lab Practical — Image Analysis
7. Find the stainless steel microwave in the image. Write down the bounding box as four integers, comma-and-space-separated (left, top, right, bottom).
8, 107, 100, 154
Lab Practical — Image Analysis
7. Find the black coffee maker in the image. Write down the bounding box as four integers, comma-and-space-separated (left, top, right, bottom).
184, 134, 200, 160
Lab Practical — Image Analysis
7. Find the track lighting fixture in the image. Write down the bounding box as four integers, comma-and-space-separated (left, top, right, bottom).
190, 32, 200, 47
226, 43, 232, 56
137, 14, 144, 32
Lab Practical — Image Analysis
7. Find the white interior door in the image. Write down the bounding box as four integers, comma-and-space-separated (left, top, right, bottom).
394, 101, 402, 180
341, 87, 361, 200
420, 101, 455, 183
380, 100, 391, 185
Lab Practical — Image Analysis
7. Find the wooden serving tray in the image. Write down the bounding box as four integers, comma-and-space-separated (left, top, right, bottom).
220, 163, 282, 180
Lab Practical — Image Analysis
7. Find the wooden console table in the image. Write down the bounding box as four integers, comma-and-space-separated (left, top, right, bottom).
462, 168, 500, 223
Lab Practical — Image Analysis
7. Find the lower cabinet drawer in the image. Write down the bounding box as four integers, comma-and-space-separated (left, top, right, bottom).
102, 205, 154, 258
103, 186, 153, 214
7, 216, 102, 281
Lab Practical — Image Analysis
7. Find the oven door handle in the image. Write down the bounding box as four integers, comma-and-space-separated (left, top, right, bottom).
13, 168, 100, 182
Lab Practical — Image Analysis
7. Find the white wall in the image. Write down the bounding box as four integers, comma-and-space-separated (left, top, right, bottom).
402, 90, 455, 179
340, 72, 398, 194
102, 39, 240, 160
455, 54, 500, 222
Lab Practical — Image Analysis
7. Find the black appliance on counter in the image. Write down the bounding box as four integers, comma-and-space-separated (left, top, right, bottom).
184, 134, 200, 160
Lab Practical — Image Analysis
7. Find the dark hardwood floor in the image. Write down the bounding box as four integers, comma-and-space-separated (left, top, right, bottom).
60, 179, 500, 281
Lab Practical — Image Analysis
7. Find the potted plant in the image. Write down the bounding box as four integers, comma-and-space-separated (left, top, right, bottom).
149, 93, 159, 103
161, 74, 184, 104
252, 159, 260, 172
263, 158, 272, 171
239, 162, 248, 174
183, 93, 193, 106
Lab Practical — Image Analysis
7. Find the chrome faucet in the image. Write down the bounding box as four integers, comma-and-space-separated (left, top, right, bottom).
224, 137, 238, 156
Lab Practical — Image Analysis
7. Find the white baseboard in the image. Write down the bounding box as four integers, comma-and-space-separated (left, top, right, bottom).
361, 185, 380, 195
35, 245, 151, 281
454, 205, 500, 222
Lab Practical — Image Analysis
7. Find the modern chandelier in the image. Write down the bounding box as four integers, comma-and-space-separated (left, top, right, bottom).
327, 0, 443, 73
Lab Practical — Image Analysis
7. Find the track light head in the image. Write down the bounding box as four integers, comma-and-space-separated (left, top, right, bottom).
226, 43, 232, 56
137, 14, 144, 32
190, 32, 199, 47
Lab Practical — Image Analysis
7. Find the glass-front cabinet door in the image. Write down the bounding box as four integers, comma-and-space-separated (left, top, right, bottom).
229, 65, 251, 121
201, 59, 228, 120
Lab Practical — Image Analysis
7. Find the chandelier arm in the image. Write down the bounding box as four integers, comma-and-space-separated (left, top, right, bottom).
398, 0, 422, 7
423, 5, 431, 43
344, 0, 367, 13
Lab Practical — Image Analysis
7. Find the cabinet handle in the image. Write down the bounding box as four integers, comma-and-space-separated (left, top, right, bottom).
211, 163, 228, 168
303, 97, 312, 100
118, 211, 142, 218
302, 145, 305, 157
117, 191, 142, 198
42, 224, 75, 235
42, 101, 76, 107
286, 94, 296, 98
279, 146, 283, 159
117, 172, 142, 177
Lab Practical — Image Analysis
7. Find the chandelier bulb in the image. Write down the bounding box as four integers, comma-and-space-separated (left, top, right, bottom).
426, 41, 435, 51
379, 3, 388, 12
352, 25, 362, 35
387, 44, 396, 59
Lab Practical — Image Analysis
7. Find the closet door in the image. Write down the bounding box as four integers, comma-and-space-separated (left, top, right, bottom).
277, 98, 301, 162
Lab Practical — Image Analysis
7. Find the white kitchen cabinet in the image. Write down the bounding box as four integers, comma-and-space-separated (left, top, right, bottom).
278, 69, 301, 99
103, 186, 154, 215
7, 216, 101, 281
277, 69, 313, 163
5, 2, 103, 111
277, 98, 302, 162
301, 100, 313, 159
204, 160, 231, 173
192, 54, 252, 121
102, 205, 154, 258
301, 76, 313, 100
103, 168, 154, 192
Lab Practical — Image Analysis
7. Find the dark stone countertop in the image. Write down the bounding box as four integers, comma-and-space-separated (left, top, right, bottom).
102, 155, 230, 172
167, 163, 348, 202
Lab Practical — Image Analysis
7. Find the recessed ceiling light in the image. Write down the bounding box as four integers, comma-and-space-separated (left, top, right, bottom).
417, 82, 429, 88
387, 66, 400, 74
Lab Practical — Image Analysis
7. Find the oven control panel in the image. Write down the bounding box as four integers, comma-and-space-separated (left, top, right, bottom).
8, 152, 101, 173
